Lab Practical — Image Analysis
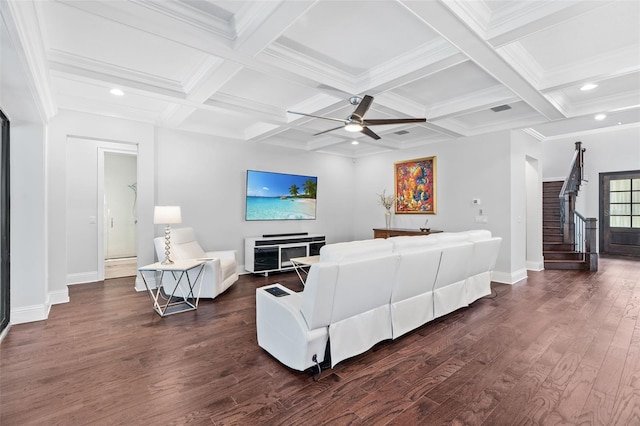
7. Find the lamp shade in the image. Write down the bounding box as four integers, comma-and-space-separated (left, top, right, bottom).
153, 206, 182, 224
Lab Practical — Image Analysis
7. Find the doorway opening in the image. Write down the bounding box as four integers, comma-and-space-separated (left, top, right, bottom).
103, 152, 137, 279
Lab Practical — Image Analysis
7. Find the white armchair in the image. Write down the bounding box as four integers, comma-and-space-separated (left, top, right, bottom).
153, 227, 238, 299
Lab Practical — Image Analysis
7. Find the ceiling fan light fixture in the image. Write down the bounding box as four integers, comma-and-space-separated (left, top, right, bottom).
345, 123, 363, 132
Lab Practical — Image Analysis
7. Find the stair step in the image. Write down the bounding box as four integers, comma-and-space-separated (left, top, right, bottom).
544, 259, 587, 270
544, 243, 575, 251
544, 251, 584, 261
544, 235, 564, 243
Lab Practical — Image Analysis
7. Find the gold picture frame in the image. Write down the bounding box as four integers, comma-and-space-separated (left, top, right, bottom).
394, 156, 437, 214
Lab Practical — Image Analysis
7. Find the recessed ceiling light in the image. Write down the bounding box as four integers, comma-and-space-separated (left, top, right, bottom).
351, 140, 359, 145
110, 88, 124, 96
618, 122, 622, 125
580, 83, 598, 91
595, 113, 606, 121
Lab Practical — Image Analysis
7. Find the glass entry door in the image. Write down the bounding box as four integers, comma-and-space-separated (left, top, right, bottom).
0, 109, 9, 334
600, 171, 640, 256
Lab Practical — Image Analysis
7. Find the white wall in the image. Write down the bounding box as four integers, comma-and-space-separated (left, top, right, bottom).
48, 110, 155, 296
541, 125, 640, 249
1, 14, 49, 324
66, 138, 138, 284
155, 128, 356, 270
10, 123, 48, 323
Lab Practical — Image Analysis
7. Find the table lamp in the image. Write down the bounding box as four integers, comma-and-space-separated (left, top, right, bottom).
153, 205, 182, 264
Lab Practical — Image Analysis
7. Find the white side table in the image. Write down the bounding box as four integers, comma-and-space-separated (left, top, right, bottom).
290, 255, 320, 286
138, 260, 206, 316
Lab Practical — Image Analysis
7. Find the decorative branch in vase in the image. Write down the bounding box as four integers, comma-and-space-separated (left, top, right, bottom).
377, 189, 394, 229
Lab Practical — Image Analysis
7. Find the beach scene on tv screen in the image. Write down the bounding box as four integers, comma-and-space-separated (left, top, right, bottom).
246, 170, 317, 220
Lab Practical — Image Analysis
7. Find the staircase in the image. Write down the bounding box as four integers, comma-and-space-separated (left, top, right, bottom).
543, 181, 586, 270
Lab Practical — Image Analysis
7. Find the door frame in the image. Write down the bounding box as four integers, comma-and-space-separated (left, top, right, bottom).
0, 109, 9, 335
599, 170, 640, 256
97, 145, 138, 281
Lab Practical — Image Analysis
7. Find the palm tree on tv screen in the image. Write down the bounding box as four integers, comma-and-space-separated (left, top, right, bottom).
303, 179, 317, 198
289, 184, 299, 197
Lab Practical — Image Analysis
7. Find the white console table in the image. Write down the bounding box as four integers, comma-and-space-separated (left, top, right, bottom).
138, 260, 206, 316
245, 233, 325, 275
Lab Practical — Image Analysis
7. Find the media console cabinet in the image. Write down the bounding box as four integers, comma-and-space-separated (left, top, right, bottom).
245, 233, 326, 275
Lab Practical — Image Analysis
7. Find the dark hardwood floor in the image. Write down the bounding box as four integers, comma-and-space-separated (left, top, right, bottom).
2, 256, 640, 425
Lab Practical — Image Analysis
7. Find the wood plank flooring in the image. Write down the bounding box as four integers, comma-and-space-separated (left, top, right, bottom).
2, 256, 640, 425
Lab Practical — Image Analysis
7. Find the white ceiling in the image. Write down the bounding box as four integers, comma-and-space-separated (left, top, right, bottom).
4, 0, 640, 157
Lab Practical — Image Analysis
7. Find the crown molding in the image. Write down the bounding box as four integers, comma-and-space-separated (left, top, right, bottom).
3, 0, 57, 121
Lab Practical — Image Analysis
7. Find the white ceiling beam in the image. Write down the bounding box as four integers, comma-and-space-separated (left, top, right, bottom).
401, 0, 565, 121
233, 1, 317, 56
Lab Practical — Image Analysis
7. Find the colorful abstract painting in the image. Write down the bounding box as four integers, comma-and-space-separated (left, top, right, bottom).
394, 156, 436, 214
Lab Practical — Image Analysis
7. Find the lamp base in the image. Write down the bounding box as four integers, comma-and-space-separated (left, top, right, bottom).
162, 225, 173, 265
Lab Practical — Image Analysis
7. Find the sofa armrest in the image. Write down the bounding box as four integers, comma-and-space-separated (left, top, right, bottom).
256, 284, 328, 371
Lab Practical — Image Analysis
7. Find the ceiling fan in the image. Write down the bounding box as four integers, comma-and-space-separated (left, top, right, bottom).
287, 95, 426, 140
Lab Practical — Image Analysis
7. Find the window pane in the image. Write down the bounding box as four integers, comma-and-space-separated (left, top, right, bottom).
610, 192, 631, 203
610, 204, 631, 215
611, 179, 631, 191
633, 191, 640, 203
633, 216, 640, 228
611, 216, 631, 227
633, 204, 640, 215
633, 178, 640, 189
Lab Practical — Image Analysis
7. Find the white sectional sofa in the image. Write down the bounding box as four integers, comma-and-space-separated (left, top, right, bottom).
255, 230, 502, 372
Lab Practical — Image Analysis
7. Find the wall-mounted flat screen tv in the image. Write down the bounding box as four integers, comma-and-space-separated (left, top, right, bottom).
245, 170, 317, 221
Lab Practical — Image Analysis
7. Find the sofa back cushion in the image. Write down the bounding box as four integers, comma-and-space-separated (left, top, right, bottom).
319, 238, 393, 262
391, 246, 442, 302
330, 253, 400, 323
433, 241, 474, 290
389, 235, 439, 252
299, 262, 339, 330
464, 229, 492, 242
466, 237, 502, 276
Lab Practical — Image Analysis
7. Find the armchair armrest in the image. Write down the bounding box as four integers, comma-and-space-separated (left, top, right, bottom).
204, 250, 237, 261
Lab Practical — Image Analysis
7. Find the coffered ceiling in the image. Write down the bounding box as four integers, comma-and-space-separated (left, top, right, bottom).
4, 0, 640, 157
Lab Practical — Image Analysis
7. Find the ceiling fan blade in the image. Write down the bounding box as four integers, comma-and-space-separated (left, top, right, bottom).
361, 126, 381, 140
363, 118, 426, 126
287, 110, 348, 124
313, 125, 345, 136
352, 95, 374, 119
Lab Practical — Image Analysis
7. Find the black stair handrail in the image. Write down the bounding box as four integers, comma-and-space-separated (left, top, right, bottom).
558, 141, 598, 271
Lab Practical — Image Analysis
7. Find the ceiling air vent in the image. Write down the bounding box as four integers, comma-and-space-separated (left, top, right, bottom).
491, 104, 512, 112
394, 130, 410, 135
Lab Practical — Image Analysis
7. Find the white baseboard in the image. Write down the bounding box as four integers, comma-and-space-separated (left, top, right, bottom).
0, 324, 10, 343
49, 288, 70, 305
11, 303, 50, 324
527, 260, 544, 271
135, 275, 153, 292
67, 271, 98, 285
492, 268, 528, 285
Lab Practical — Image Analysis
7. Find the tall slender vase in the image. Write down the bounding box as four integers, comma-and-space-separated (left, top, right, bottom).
385, 209, 392, 229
